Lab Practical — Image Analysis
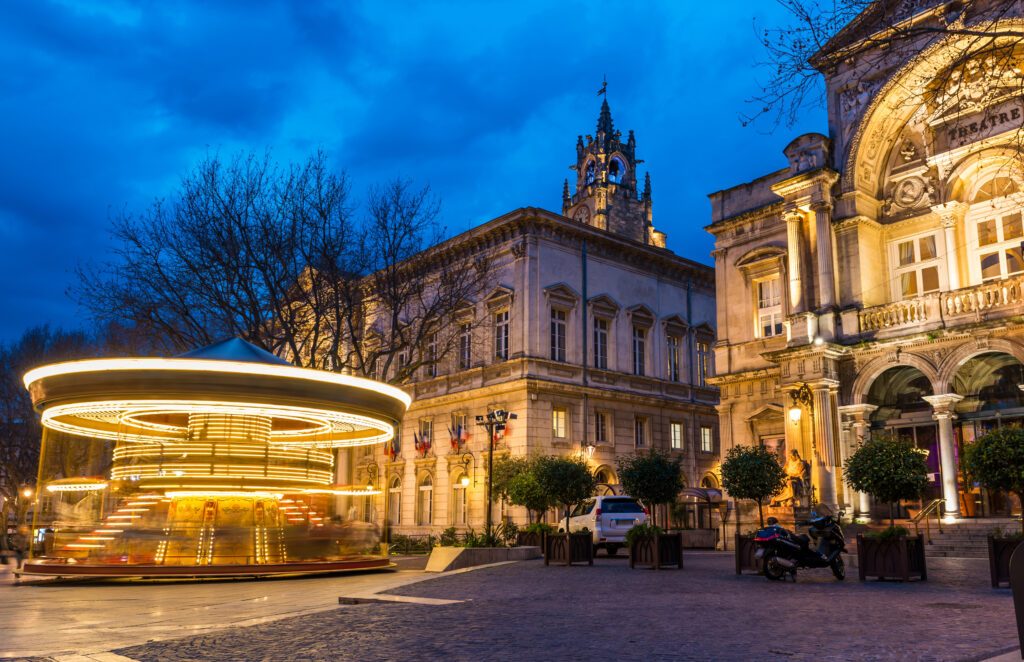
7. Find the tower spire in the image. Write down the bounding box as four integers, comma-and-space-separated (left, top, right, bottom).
596, 97, 614, 136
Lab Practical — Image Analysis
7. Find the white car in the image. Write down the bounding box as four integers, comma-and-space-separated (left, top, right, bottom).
565, 495, 648, 556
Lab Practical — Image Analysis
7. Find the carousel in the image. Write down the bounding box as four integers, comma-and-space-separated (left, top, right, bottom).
21, 339, 410, 578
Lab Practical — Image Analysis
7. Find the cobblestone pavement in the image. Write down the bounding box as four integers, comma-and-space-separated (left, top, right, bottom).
112, 553, 1016, 662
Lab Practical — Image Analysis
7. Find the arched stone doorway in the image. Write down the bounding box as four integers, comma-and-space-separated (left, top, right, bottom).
864, 365, 941, 517
951, 352, 1024, 517
593, 465, 618, 496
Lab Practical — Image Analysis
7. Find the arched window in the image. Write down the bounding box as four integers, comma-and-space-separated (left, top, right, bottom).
585, 161, 596, 185
608, 157, 625, 184
417, 474, 433, 526
973, 176, 1019, 203
388, 476, 402, 525
700, 473, 719, 490
452, 472, 468, 526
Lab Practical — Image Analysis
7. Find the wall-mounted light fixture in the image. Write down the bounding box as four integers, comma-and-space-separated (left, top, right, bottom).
789, 383, 813, 425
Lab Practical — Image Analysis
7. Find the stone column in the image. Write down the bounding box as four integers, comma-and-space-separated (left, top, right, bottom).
923, 394, 965, 517
932, 202, 966, 292
837, 404, 877, 518
810, 382, 840, 509
785, 209, 805, 314
811, 201, 836, 309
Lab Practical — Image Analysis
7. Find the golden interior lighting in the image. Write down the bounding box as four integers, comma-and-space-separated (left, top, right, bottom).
21, 338, 411, 578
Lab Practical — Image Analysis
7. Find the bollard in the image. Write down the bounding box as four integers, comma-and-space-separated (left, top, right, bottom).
1010, 542, 1024, 658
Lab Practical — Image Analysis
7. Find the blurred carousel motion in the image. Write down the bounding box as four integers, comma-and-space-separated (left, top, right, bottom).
21, 339, 410, 578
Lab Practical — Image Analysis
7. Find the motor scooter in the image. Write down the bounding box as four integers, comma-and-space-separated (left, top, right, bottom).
753, 512, 846, 581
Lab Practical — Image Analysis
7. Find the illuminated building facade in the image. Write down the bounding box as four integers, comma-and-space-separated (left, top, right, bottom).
355, 101, 719, 536
23, 339, 409, 577
708, 1, 1024, 522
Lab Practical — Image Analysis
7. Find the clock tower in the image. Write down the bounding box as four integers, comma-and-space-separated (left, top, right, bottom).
561, 98, 666, 247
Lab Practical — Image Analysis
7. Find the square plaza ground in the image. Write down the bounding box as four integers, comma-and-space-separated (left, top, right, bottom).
1, 553, 1016, 662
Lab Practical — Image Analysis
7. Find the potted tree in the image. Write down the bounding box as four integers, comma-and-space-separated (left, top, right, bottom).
845, 434, 930, 581
618, 449, 685, 568
533, 455, 596, 566
719, 445, 786, 575
507, 459, 555, 550
962, 426, 1024, 587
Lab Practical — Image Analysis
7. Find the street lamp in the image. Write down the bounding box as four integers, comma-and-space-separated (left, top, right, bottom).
365, 463, 379, 491
459, 452, 476, 488
789, 383, 813, 425
580, 440, 597, 460
476, 409, 516, 545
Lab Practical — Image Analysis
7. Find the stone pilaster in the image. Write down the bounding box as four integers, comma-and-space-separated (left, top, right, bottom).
811, 201, 836, 309
810, 381, 840, 510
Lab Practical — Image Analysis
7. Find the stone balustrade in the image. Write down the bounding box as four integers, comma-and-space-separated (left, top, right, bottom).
858, 295, 935, 332
854, 274, 1024, 337
942, 274, 1024, 317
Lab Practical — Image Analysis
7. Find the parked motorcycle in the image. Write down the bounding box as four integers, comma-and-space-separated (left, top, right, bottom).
753, 512, 846, 581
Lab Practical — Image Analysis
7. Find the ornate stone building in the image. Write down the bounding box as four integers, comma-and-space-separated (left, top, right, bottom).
708, 1, 1024, 521
350, 102, 718, 536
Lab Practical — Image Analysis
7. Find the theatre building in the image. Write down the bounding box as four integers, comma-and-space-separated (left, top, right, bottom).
708, 2, 1024, 520
355, 101, 719, 536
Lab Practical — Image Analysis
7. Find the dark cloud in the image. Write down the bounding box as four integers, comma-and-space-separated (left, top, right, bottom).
0, 0, 824, 341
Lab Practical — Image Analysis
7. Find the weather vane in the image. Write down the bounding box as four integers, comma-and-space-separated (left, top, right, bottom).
597, 75, 607, 97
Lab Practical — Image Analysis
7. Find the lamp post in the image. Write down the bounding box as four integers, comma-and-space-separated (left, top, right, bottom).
19, 486, 34, 525
475, 409, 516, 545
459, 452, 476, 487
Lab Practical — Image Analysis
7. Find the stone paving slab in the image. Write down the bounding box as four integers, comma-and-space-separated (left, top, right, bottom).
112, 553, 1017, 662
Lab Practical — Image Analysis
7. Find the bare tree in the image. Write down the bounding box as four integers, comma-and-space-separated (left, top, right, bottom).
746, 0, 1024, 129
77, 152, 492, 383
0, 326, 95, 534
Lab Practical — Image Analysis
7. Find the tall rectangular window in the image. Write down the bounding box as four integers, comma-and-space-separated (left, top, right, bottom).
550, 309, 567, 362
756, 275, 784, 337
670, 422, 683, 450
552, 407, 567, 438
593, 318, 609, 370
976, 212, 1024, 282
700, 426, 713, 453
696, 341, 710, 387
634, 416, 647, 448
458, 322, 472, 370
594, 411, 607, 443
666, 335, 681, 382
420, 419, 433, 445
425, 332, 438, 378
494, 310, 509, 361
632, 326, 646, 376
893, 234, 941, 298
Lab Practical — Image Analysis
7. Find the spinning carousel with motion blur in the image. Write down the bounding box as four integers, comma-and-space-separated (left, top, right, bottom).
20, 339, 411, 578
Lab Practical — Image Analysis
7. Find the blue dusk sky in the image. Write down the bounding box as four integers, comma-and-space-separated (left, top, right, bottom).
0, 1, 825, 342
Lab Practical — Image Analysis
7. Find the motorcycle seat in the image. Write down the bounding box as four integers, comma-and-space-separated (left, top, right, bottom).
796, 533, 811, 548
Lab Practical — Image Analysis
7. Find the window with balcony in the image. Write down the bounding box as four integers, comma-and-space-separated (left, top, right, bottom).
550, 308, 567, 362
755, 275, 784, 337
976, 211, 1023, 282
891, 233, 941, 299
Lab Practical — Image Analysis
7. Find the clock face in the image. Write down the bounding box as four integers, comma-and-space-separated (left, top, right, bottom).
573, 205, 591, 223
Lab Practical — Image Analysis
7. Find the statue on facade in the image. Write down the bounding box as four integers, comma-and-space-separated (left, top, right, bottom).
771, 449, 810, 507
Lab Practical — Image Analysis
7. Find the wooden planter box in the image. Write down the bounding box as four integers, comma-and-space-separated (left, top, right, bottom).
856, 533, 927, 582
629, 532, 683, 570
516, 530, 546, 553
735, 534, 760, 575
544, 532, 593, 566
989, 536, 1024, 588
